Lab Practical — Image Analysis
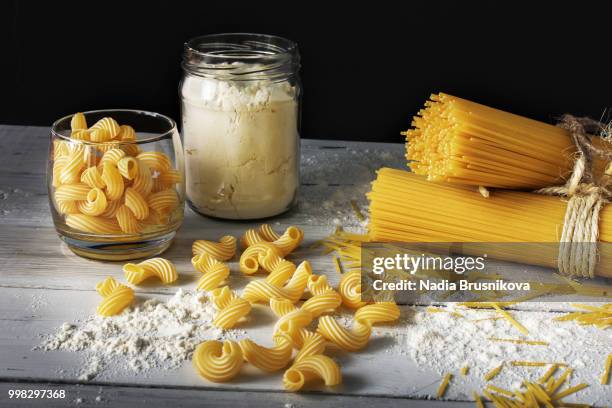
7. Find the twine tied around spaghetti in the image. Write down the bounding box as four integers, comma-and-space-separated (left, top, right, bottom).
535, 115, 612, 278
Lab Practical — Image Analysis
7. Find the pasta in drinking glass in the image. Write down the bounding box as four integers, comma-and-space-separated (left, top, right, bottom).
48, 110, 185, 261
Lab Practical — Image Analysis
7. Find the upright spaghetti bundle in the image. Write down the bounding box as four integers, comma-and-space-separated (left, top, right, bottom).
405, 93, 609, 189
367, 168, 612, 277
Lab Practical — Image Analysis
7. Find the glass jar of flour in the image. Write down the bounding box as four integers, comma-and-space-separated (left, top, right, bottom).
180, 33, 301, 220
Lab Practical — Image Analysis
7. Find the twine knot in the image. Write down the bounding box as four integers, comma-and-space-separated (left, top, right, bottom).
535, 115, 612, 278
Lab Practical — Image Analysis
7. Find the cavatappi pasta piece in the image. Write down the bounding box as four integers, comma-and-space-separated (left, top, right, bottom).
100, 148, 126, 167
123, 257, 178, 285
268, 276, 342, 322
95, 141, 122, 155
56, 199, 80, 215
239, 241, 283, 275
240, 228, 266, 249
118, 124, 136, 141
121, 143, 141, 157
240, 225, 304, 256
70, 112, 87, 131
239, 254, 259, 276
269, 297, 298, 317
258, 223, 280, 241
240, 223, 283, 248
95, 277, 134, 316
132, 160, 154, 197
80, 166, 106, 189
210, 286, 252, 329
101, 162, 124, 201
99, 199, 121, 218
273, 322, 307, 346
66, 214, 120, 234
316, 316, 371, 352
270, 298, 320, 341
242, 260, 312, 304
192, 235, 237, 261
300, 290, 342, 318
59, 146, 85, 184
272, 226, 304, 256
273, 308, 313, 336
117, 156, 138, 180
137, 151, 171, 173
141, 211, 165, 226
71, 129, 91, 141
256, 244, 288, 273
77, 188, 108, 216
55, 183, 91, 202
90, 127, 110, 143
283, 355, 342, 392
147, 188, 178, 215
158, 169, 182, 185
152, 177, 168, 194
90, 117, 121, 139
82, 146, 98, 166
265, 258, 297, 287
354, 302, 401, 327
66, 142, 83, 155
52, 156, 68, 187
191, 253, 230, 291
53, 140, 70, 159
294, 331, 327, 363
238, 336, 293, 372
124, 187, 149, 220
116, 204, 141, 233
307, 274, 334, 296
192, 340, 243, 383
338, 270, 366, 309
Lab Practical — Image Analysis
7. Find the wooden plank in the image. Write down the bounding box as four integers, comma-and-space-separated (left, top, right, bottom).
1, 286, 610, 405
0, 287, 445, 399
0, 223, 344, 292
0, 382, 474, 408
0, 222, 596, 312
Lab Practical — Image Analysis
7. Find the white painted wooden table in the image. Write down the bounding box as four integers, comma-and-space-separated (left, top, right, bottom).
0, 125, 609, 407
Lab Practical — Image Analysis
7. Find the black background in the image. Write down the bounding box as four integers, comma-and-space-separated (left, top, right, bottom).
2, 1, 611, 143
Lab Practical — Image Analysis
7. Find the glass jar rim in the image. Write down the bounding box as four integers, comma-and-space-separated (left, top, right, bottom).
51, 109, 177, 145
184, 33, 298, 61
182, 33, 300, 80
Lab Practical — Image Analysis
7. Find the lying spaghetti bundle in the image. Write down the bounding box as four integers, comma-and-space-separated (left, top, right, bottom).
404, 93, 609, 189
367, 168, 612, 277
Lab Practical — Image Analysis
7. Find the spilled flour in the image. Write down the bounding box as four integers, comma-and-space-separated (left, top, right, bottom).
381, 305, 612, 404
38, 289, 246, 380
298, 145, 405, 229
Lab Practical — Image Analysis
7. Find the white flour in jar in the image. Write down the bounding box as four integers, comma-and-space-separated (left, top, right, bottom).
181, 74, 299, 219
